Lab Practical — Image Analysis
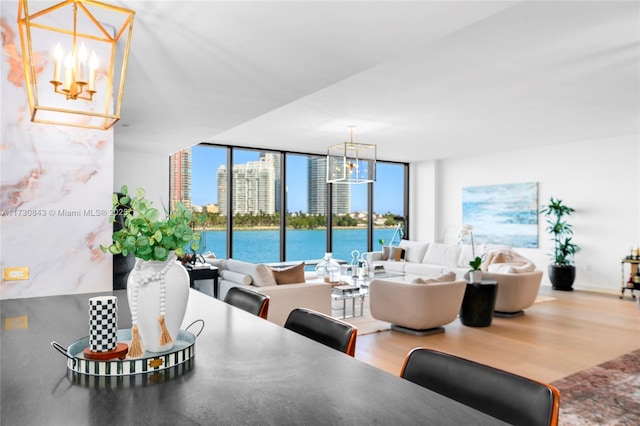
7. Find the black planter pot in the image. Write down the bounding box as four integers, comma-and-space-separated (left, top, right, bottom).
548, 265, 576, 291
112, 192, 134, 290
113, 253, 135, 290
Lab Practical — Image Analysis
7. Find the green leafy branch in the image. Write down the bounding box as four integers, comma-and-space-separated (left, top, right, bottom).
468, 256, 482, 272
100, 185, 205, 261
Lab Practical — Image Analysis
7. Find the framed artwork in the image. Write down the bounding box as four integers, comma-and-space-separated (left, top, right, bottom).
462, 182, 538, 248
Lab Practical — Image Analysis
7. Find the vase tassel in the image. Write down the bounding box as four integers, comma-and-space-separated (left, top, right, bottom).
128, 324, 144, 358
158, 316, 173, 346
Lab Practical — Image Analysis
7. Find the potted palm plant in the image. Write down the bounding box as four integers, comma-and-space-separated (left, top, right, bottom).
540, 197, 581, 291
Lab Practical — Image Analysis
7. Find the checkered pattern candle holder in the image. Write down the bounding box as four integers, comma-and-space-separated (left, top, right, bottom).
88, 296, 118, 353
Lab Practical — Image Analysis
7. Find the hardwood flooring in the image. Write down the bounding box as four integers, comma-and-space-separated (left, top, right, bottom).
353, 286, 640, 383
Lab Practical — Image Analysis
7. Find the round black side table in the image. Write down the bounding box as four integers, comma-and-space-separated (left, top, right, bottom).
459, 279, 498, 327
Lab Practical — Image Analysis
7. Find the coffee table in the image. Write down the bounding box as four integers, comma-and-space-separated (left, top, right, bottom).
330, 270, 412, 319
331, 277, 369, 318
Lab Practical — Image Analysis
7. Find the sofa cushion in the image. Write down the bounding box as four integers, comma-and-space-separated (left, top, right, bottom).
205, 258, 225, 268
389, 246, 406, 261
422, 243, 459, 267
219, 270, 252, 285
457, 244, 476, 268
381, 246, 390, 261
399, 240, 429, 264
223, 259, 277, 287
411, 271, 456, 284
270, 262, 306, 285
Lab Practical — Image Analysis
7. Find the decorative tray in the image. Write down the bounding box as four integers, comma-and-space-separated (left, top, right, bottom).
52, 321, 203, 377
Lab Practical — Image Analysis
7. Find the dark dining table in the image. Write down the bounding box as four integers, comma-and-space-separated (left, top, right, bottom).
1, 289, 508, 425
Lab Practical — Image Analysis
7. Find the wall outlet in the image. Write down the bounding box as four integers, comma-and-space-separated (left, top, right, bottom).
3, 267, 29, 281
4, 315, 29, 330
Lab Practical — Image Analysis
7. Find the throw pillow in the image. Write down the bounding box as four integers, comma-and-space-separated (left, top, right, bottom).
389, 246, 406, 261
224, 259, 277, 287
487, 262, 535, 274
205, 258, 225, 268
219, 270, 252, 285
398, 240, 429, 263
411, 271, 456, 284
270, 262, 306, 285
422, 243, 458, 267
381, 245, 390, 261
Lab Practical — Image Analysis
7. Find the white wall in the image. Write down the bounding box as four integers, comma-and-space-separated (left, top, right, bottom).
114, 148, 170, 212
410, 135, 640, 293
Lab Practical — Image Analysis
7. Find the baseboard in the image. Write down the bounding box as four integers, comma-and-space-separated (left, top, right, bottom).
493, 310, 524, 318
390, 324, 445, 336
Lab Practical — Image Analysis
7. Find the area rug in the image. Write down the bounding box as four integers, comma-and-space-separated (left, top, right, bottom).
332, 298, 390, 335
534, 294, 556, 304
335, 293, 556, 335
551, 349, 640, 426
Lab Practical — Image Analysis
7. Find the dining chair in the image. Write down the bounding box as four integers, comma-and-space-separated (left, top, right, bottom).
223, 287, 270, 320
284, 308, 357, 356
400, 348, 560, 426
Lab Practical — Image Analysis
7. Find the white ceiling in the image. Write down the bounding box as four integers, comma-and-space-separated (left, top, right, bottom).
113, 1, 640, 162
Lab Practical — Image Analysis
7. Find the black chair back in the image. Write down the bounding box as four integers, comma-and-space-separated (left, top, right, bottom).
400, 348, 559, 426
223, 287, 270, 319
284, 308, 357, 356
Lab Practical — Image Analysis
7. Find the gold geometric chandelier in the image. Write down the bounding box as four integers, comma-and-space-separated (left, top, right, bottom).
327, 127, 377, 184
17, 0, 135, 130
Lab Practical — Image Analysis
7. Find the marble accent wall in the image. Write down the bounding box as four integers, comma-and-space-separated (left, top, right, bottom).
1, 5, 113, 299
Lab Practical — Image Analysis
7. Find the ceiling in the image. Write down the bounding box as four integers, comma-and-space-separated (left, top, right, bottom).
112, 1, 639, 162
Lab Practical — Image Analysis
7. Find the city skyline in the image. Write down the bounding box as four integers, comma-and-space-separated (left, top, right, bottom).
185, 145, 404, 214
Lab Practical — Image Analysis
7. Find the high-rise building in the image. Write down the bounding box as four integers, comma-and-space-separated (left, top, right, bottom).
308, 157, 350, 215
169, 148, 192, 210
260, 152, 281, 213
218, 155, 276, 215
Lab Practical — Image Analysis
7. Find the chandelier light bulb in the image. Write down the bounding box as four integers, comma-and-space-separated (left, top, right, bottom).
52, 43, 63, 83
63, 52, 74, 91
88, 52, 99, 91
76, 42, 88, 83
89, 52, 99, 70
53, 43, 63, 61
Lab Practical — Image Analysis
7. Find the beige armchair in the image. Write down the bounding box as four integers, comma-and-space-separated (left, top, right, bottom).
368, 279, 467, 335
482, 271, 543, 317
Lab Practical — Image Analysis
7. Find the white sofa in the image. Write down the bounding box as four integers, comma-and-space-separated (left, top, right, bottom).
366, 240, 496, 279
205, 258, 331, 326
366, 240, 536, 279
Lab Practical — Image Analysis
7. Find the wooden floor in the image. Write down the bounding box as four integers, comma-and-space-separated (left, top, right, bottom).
353, 286, 640, 383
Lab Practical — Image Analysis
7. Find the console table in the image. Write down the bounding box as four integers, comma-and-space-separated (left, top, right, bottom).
1, 289, 508, 425
185, 264, 219, 298
620, 257, 640, 299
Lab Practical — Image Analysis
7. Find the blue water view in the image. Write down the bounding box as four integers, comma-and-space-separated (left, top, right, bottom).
199, 228, 398, 264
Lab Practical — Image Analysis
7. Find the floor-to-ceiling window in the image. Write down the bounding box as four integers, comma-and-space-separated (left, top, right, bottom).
172, 145, 228, 259
285, 153, 328, 262
373, 162, 407, 250
170, 144, 408, 263
230, 149, 281, 263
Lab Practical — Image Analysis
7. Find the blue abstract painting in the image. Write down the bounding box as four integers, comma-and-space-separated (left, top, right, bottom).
462, 182, 538, 248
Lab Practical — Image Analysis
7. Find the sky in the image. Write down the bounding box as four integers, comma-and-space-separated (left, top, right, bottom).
189, 145, 404, 214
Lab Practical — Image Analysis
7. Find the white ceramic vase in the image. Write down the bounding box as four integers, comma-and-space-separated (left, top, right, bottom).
127, 253, 189, 353
469, 270, 483, 284
315, 252, 341, 283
